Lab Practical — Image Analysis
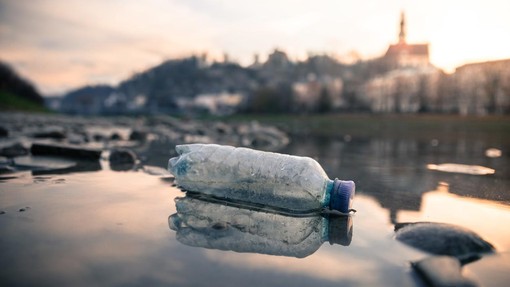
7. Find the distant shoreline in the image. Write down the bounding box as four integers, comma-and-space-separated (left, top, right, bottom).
221, 113, 510, 144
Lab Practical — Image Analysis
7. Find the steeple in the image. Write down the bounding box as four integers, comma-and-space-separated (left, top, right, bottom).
398, 11, 406, 44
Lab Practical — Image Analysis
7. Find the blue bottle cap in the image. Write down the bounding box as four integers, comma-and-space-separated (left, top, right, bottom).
330, 179, 355, 213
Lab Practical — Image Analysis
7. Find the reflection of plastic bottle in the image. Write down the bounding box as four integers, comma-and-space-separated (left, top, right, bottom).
169, 194, 353, 258
168, 144, 355, 213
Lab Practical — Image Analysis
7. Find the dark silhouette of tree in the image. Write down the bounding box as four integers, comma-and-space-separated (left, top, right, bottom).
0, 61, 44, 106
317, 87, 332, 113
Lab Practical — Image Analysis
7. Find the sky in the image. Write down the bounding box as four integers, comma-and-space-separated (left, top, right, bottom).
1, 0, 509, 95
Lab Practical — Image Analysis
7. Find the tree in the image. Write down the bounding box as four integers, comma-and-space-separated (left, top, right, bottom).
317, 87, 332, 113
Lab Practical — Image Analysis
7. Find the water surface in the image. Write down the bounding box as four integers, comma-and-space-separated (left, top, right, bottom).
1, 134, 509, 286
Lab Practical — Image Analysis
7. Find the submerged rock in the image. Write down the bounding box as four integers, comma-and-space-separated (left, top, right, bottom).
395, 222, 494, 260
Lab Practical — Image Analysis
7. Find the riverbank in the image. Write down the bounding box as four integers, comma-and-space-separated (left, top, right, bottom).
221, 114, 510, 144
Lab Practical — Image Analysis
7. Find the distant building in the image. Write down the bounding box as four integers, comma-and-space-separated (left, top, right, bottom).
264, 49, 291, 69
259, 49, 294, 87
383, 12, 430, 69
362, 67, 440, 113
454, 59, 510, 115
176, 92, 244, 115
292, 75, 344, 112
362, 12, 440, 113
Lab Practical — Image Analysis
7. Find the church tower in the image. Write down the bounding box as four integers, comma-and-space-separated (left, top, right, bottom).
398, 11, 406, 44
384, 11, 430, 68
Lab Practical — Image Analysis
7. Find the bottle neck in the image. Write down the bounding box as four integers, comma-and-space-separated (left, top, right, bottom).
323, 179, 335, 208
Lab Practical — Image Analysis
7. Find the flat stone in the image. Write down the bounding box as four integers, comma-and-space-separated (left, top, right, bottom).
31, 142, 102, 160
0, 142, 29, 158
32, 130, 66, 140
395, 222, 494, 260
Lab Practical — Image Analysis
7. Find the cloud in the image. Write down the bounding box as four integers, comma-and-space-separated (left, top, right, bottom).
1, 0, 510, 94
0, 0, 220, 94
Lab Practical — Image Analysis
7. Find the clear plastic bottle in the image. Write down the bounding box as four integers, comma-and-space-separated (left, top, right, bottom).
168, 144, 355, 213
168, 195, 353, 258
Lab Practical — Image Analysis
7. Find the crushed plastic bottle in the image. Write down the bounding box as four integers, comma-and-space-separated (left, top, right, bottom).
168, 144, 355, 213
169, 194, 352, 258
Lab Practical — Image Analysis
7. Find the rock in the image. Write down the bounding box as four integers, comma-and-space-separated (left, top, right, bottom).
92, 134, 106, 142
67, 133, 88, 145
32, 130, 66, 140
0, 126, 8, 137
31, 143, 102, 160
110, 133, 122, 141
142, 165, 173, 177
0, 143, 29, 158
109, 149, 137, 171
129, 130, 147, 141
0, 211, 5, 215
395, 222, 494, 260
412, 256, 477, 287
212, 122, 232, 135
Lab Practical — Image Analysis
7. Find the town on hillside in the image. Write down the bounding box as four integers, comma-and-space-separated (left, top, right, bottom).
6, 13, 510, 116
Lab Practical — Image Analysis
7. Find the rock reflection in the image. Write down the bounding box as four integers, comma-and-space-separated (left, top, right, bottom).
427, 163, 495, 175
169, 194, 352, 258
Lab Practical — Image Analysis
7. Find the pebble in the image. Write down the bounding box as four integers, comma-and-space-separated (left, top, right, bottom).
109, 149, 137, 171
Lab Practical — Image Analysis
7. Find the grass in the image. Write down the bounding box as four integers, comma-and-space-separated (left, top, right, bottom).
0, 91, 50, 113
218, 113, 510, 144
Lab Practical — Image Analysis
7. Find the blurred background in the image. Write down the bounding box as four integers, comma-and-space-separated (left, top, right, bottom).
1, 0, 510, 115
1, 2, 510, 286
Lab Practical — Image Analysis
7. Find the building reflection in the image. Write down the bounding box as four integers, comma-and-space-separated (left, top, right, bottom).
283, 136, 509, 224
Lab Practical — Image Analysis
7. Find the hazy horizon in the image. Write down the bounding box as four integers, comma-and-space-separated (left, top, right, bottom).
1, 0, 509, 95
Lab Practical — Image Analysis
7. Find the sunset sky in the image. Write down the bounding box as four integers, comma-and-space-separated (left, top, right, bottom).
1, 0, 509, 95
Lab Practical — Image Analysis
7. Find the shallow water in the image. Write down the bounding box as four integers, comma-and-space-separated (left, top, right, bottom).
1, 135, 509, 286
